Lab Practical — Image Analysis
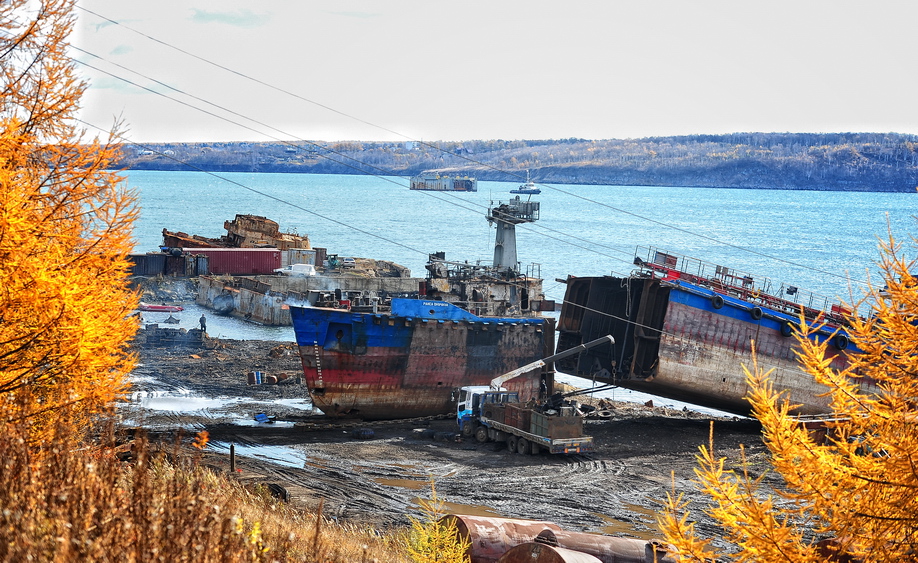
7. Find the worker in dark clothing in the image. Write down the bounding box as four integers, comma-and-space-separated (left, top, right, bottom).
199, 314, 207, 332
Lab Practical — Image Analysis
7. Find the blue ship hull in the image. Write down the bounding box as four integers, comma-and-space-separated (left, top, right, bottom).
290, 298, 553, 419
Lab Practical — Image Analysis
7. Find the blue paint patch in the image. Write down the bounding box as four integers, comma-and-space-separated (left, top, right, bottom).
667, 280, 857, 352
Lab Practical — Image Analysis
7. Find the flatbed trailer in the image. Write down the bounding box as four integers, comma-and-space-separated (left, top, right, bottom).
479, 415, 594, 455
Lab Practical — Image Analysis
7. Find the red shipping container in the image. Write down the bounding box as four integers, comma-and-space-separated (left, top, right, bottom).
183, 248, 281, 275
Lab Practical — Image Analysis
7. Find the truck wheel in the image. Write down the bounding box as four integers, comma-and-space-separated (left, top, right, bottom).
507, 436, 518, 453
475, 426, 489, 443
517, 438, 529, 455
462, 422, 477, 438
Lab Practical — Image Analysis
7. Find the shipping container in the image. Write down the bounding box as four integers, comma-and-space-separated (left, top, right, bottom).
165, 254, 187, 276
195, 254, 210, 276
314, 247, 327, 269
182, 248, 281, 275
284, 248, 317, 268
129, 253, 167, 276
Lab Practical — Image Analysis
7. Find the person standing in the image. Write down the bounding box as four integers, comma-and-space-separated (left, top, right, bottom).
199, 314, 207, 332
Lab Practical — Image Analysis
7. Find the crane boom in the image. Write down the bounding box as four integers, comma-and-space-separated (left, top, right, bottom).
489, 335, 614, 389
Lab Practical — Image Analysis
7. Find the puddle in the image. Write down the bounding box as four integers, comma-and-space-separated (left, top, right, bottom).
122, 383, 312, 426
135, 395, 240, 412
233, 419, 296, 428
272, 398, 313, 411
208, 440, 308, 469
412, 498, 502, 518
592, 503, 662, 540
375, 477, 428, 490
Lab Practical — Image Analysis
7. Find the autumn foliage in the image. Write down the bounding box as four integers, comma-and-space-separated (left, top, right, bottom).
0, 0, 138, 441
404, 481, 471, 563
0, 423, 410, 562
661, 233, 918, 561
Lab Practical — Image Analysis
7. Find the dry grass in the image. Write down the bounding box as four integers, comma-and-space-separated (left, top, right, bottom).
0, 421, 410, 562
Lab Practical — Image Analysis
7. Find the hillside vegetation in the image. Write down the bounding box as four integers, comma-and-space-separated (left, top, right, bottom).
118, 132, 918, 192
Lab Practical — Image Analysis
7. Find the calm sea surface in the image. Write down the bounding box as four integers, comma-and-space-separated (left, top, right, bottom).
128, 169, 915, 306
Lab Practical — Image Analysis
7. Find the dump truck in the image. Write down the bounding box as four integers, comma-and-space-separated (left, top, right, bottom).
457, 336, 614, 455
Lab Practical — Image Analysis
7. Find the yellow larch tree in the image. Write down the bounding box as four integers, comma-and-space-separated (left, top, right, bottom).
660, 232, 918, 562
0, 0, 138, 443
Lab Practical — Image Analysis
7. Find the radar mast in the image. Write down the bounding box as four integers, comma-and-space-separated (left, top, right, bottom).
487, 196, 540, 273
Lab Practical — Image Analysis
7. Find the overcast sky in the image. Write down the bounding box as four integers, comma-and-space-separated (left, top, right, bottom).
73, 1, 917, 144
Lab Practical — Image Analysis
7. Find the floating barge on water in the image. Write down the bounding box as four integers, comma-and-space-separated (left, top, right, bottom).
290, 195, 552, 419
555, 247, 872, 417
409, 174, 477, 192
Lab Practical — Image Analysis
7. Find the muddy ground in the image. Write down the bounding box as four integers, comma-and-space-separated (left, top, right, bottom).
125, 336, 770, 544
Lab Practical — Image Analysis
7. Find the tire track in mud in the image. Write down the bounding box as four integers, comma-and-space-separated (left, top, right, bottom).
131, 339, 766, 535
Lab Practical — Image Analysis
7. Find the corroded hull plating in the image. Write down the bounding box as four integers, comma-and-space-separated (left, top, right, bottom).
557, 276, 872, 416
290, 300, 552, 419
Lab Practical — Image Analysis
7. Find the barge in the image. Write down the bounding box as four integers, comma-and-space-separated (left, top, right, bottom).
555, 247, 872, 416
409, 174, 477, 192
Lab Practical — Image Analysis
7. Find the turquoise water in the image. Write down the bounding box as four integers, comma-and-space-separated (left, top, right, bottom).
126, 170, 915, 308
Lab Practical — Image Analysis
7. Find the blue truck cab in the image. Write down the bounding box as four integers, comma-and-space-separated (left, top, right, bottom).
457, 386, 519, 435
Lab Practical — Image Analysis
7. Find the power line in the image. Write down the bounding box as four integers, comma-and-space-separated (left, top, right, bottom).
69, 45, 637, 270
74, 7, 870, 291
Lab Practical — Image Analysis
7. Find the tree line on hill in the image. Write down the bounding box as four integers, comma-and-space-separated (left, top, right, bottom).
117, 132, 918, 192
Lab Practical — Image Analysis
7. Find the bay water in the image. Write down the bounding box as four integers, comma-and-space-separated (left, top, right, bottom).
128, 169, 915, 306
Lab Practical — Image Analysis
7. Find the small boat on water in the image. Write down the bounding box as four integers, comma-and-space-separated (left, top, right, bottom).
510, 171, 541, 195
138, 303, 184, 313
554, 246, 870, 417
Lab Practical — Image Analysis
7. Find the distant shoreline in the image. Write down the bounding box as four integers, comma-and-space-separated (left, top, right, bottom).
113, 133, 918, 193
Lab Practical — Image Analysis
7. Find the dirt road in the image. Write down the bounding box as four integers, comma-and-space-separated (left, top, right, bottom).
126, 336, 768, 541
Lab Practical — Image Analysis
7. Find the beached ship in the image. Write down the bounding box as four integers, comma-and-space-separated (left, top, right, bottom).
554, 247, 871, 417
162, 214, 311, 250
409, 174, 477, 192
289, 196, 553, 419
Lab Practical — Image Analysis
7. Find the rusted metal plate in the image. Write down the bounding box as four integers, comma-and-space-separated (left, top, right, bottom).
496, 543, 601, 563
535, 529, 677, 563
441, 515, 562, 563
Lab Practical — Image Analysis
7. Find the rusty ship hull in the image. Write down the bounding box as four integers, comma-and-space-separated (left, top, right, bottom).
556, 248, 872, 417
290, 299, 553, 419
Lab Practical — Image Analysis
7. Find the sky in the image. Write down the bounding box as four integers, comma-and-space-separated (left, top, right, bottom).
73, 1, 918, 144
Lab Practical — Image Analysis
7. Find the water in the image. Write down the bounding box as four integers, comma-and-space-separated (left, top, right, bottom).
127, 170, 915, 308
138, 301, 295, 341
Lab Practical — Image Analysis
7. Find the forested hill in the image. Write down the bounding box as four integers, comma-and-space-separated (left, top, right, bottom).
116, 132, 918, 192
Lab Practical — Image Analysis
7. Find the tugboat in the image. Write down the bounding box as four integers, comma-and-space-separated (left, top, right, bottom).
509, 171, 541, 195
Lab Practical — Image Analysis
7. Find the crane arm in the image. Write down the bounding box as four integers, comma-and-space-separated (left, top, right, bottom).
489, 335, 614, 390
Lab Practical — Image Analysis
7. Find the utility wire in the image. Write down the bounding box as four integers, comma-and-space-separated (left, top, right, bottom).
69, 46, 636, 270
74, 6, 868, 289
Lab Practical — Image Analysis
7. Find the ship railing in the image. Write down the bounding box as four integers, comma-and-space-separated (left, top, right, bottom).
634, 246, 851, 324
526, 262, 542, 281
